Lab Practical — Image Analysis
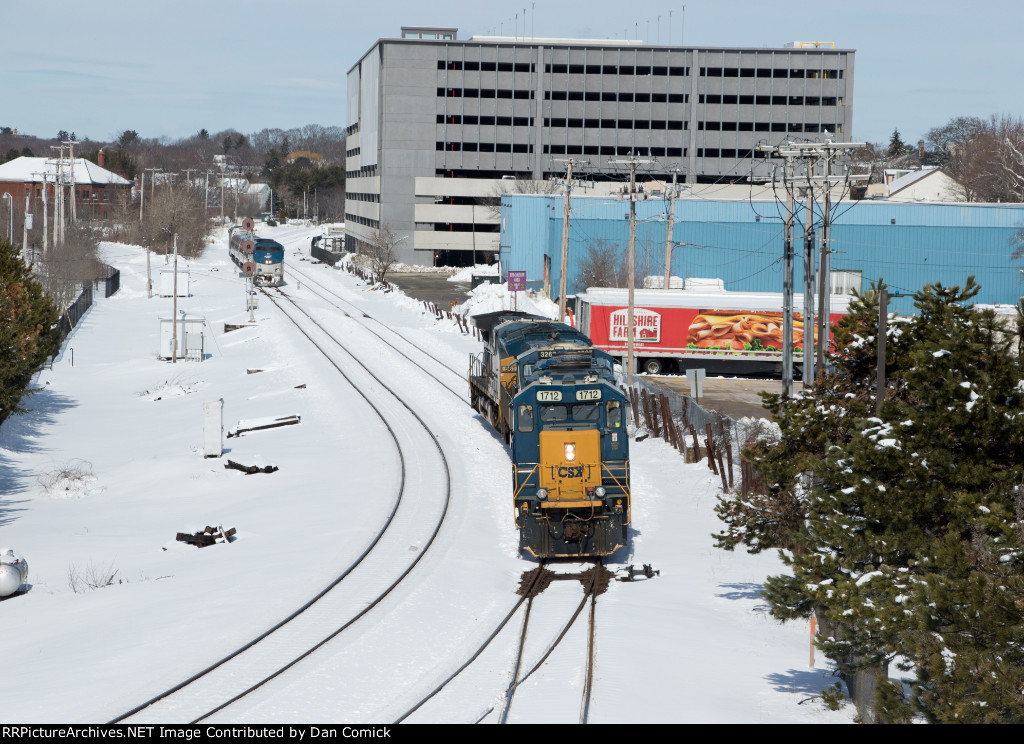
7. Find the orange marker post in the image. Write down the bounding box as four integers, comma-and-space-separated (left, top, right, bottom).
810, 615, 816, 667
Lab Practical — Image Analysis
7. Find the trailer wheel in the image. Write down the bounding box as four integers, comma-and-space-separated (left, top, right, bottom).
642, 358, 663, 375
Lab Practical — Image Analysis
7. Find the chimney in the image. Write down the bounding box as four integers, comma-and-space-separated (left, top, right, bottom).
917, 140, 924, 159
98, 148, 105, 168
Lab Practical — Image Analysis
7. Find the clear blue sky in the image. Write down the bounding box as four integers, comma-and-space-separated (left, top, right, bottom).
3, 0, 1022, 146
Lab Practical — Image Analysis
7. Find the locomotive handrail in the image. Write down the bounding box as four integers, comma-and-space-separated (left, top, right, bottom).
512, 463, 539, 501
601, 461, 631, 500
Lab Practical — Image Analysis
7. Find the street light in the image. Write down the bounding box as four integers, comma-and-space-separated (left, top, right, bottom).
1, 193, 12, 243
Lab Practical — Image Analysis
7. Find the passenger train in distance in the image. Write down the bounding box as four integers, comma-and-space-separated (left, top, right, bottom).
228, 217, 284, 286
469, 311, 631, 559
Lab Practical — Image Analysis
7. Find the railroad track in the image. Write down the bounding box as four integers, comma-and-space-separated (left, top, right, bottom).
107, 277, 453, 724
394, 561, 610, 724
282, 259, 469, 395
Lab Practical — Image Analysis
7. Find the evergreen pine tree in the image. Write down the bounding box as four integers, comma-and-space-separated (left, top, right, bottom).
713, 284, 887, 556
887, 128, 909, 158
0, 240, 59, 419
724, 277, 1024, 722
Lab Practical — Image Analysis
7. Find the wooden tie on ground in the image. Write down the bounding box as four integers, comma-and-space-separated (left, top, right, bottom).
224, 460, 279, 475
176, 525, 237, 548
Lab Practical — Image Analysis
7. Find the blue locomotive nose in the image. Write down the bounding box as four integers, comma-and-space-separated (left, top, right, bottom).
468, 313, 631, 558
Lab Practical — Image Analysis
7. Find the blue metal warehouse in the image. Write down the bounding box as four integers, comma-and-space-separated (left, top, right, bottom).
499, 194, 1024, 314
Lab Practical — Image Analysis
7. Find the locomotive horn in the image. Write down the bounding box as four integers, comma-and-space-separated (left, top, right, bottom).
242, 262, 256, 276
242, 217, 255, 230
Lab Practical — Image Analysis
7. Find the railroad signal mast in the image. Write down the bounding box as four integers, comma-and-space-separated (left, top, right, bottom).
757, 139, 865, 397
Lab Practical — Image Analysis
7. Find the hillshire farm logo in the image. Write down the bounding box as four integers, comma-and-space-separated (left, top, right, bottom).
610, 308, 661, 343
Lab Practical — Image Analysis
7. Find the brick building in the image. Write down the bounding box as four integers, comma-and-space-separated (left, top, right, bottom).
0, 154, 133, 224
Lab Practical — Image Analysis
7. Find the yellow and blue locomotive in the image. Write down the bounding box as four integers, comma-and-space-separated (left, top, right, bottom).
470, 312, 631, 558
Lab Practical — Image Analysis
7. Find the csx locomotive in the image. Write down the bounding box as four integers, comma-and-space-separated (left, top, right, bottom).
469, 312, 631, 558
228, 219, 284, 287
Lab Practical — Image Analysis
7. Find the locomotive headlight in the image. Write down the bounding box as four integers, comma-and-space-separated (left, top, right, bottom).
564, 443, 576, 461
536, 488, 548, 500
595, 486, 607, 497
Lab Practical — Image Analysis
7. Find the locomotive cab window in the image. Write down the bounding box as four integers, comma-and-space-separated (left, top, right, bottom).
571, 403, 600, 422
540, 405, 568, 422
607, 401, 623, 428
517, 404, 535, 432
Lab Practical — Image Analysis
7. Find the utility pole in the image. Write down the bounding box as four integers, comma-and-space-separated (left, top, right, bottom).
759, 139, 866, 395
172, 234, 179, 363
757, 147, 799, 397
22, 188, 29, 260
803, 184, 816, 387
782, 163, 796, 395
139, 171, 145, 222
145, 168, 161, 221
63, 137, 80, 223
663, 169, 680, 289
35, 172, 49, 257
49, 148, 66, 246
146, 167, 161, 203
611, 156, 655, 377
553, 157, 586, 322
876, 282, 888, 415
817, 155, 833, 372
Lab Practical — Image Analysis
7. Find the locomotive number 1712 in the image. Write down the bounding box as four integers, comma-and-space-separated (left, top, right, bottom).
575, 389, 602, 401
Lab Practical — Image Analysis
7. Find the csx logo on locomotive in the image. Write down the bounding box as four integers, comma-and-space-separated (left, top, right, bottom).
549, 464, 593, 479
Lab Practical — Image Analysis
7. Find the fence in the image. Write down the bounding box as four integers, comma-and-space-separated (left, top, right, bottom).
54, 261, 121, 353
622, 374, 771, 497
92, 262, 120, 298
311, 245, 345, 266
56, 284, 93, 344
625, 374, 883, 722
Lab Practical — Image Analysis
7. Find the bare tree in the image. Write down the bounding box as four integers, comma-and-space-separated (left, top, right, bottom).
110, 183, 210, 258
926, 114, 1024, 202
363, 222, 403, 283
574, 239, 626, 292
316, 189, 346, 221
36, 223, 101, 310
482, 176, 562, 219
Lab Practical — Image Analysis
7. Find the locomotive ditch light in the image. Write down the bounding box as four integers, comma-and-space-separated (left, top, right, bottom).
536, 489, 548, 500
564, 443, 576, 461
595, 486, 607, 497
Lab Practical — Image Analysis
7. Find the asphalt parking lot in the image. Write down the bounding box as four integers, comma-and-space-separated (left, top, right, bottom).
647, 375, 799, 421
386, 272, 472, 308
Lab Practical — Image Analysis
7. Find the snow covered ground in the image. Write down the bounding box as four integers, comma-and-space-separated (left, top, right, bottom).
0, 224, 855, 724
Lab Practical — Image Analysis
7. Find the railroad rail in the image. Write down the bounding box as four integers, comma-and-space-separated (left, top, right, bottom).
108, 279, 453, 724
